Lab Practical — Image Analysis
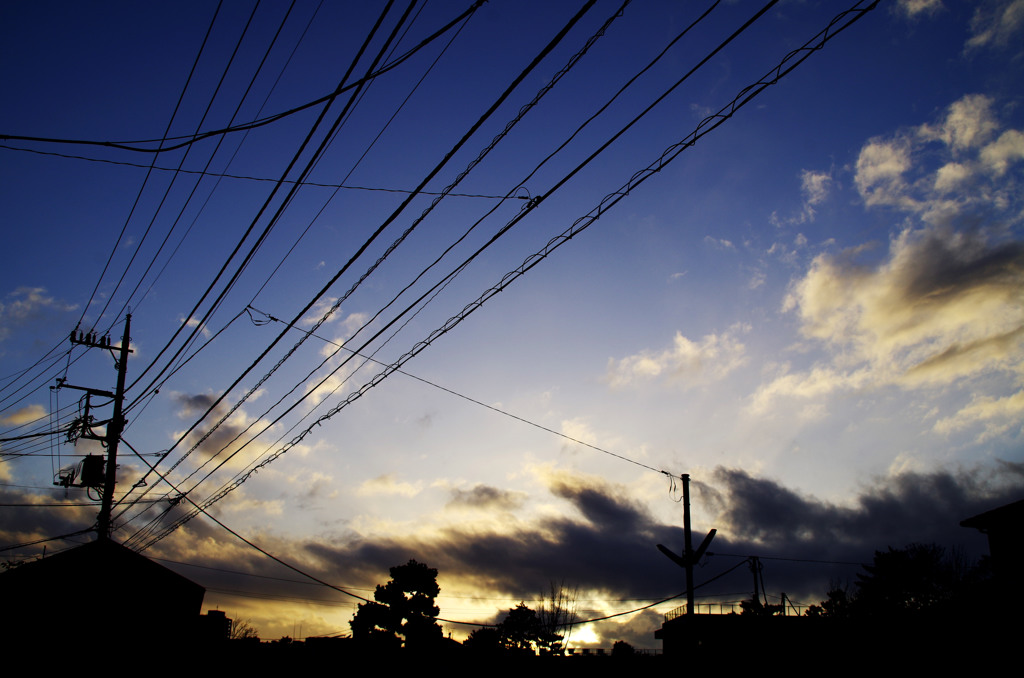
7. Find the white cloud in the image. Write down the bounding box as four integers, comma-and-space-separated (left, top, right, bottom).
934, 390, 1024, 440
980, 129, 1024, 175
933, 162, 971, 193
801, 169, 832, 207
703, 236, 735, 250
757, 224, 1024, 413
179, 315, 211, 338
896, 0, 943, 17
356, 473, 423, 497
918, 94, 999, 152
0, 287, 78, 341
854, 138, 914, 208
853, 94, 1023, 224
754, 94, 1024, 416
966, 0, 1024, 50
0, 404, 46, 426
607, 326, 749, 388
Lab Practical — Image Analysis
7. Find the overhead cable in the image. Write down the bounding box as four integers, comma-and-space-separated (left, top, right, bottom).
0, 1, 488, 155
137, 0, 880, 548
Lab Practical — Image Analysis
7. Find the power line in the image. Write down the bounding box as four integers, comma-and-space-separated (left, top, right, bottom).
131, 0, 879, 550
253, 306, 665, 474
0, 1, 488, 155
159, 0, 621, 496
0, 145, 527, 199
117, 0, 600, 527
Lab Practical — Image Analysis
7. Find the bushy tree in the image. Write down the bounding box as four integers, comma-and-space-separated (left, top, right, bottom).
350, 559, 442, 650
806, 543, 984, 619
804, 586, 852, 619
855, 543, 959, 616
497, 602, 563, 654
463, 626, 501, 653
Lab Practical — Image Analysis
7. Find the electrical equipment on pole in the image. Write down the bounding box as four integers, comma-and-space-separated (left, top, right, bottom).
57, 314, 132, 539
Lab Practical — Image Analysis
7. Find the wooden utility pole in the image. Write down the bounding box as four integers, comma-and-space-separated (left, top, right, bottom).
66, 314, 132, 539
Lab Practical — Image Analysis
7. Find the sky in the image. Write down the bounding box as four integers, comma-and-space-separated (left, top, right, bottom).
1, 0, 1023, 647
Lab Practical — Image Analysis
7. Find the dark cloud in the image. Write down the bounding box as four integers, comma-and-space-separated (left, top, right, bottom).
305, 474, 684, 603
298, 465, 1024, 620
447, 484, 525, 511
171, 391, 256, 465
704, 463, 1024, 602
16, 463, 1019, 644
548, 476, 651, 531
896, 229, 1024, 306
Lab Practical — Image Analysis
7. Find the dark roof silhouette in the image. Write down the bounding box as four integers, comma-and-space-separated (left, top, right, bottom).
1, 538, 204, 642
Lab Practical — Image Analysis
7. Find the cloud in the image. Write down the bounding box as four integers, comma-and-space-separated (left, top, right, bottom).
170, 392, 277, 471
448, 484, 526, 511
854, 137, 914, 209
606, 326, 749, 389
980, 129, 1024, 175
854, 94, 1022, 222
708, 464, 1024, 563
703, 236, 734, 250
178, 315, 211, 338
0, 287, 78, 342
0, 404, 46, 427
159, 463, 1021, 642
966, 0, 1024, 50
794, 228, 1021, 373
758, 226, 1024, 412
896, 0, 944, 18
933, 390, 1024, 441
758, 94, 1024, 414
10, 463, 1007, 644
357, 473, 423, 498
919, 94, 1000, 152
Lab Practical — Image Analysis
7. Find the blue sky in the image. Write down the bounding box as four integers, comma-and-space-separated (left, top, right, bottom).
2, 0, 1023, 645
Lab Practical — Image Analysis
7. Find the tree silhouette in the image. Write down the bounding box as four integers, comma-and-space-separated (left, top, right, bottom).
804, 586, 852, 619
806, 543, 983, 620
463, 626, 501, 654
350, 559, 442, 650
855, 543, 961, 617
229, 618, 260, 640
496, 602, 564, 654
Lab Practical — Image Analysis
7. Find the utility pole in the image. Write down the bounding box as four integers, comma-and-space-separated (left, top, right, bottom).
682, 473, 695, 615
65, 314, 132, 540
657, 473, 716, 615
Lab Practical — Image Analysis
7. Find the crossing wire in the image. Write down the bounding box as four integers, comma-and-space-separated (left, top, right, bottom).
0, 1, 489, 156
133, 0, 881, 551
131, 0, 748, 523
117, 0, 601, 520
157, 0, 623, 494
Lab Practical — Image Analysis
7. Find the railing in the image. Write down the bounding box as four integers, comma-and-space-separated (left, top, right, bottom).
665, 602, 811, 620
